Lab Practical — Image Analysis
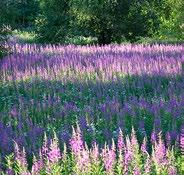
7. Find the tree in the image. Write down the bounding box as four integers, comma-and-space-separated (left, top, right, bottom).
125, 0, 160, 41
70, 0, 131, 44
158, 0, 184, 40
70, 0, 162, 44
0, 0, 39, 28
36, 0, 70, 43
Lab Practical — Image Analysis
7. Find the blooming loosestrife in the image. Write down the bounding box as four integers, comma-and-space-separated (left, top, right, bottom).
14, 142, 29, 174
0, 44, 184, 174
70, 127, 91, 174
31, 155, 43, 175
116, 129, 125, 175
46, 133, 62, 174
102, 140, 116, 175
1, 127, 182, 174
47, 133, 61, 164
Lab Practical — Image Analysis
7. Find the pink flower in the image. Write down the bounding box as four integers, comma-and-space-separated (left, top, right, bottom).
141, 137, 147, 155
90, 142, 99, 163
14, 142, 28, 173
168, 166, 177, 175
102, 141, 116, 174
118, 129, 125, 152
70, 126, 84, 155
31, 154, 44, 175
180, 125, 184, 153
133, 167, 141, 175
47, 133, 61, 163
10, 106, 18, 117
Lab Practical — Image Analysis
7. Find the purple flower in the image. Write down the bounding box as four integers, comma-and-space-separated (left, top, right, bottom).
166, 132, 171, 147
70, 126, 84, 155
77, 145, 91, 173
90, 142, 99, 163
41, 134, 49, 161
144, 156, 151, 174
141, 137, 147, 155
47, 133, 61, 163
5, 169, 14, 175
154, 118, 161, 132
31, 155, 44, 175
138, 120, 146, 135
180, 125, 184, 153
133, 167, 141, 175
102, 141, 116, 174
152, 134, 168, 167
10, 106, 19, 117
131, 128, 138, 148
118, 129, 125, 153
151, 130, 157, 144
124, 136, 133, 174
168, 166, 177, 175
79, 116, 88, 130
14, 142, 28, 173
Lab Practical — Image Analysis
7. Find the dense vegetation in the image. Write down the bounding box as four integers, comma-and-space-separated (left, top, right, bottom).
0, 0, 183, 44
0, 44, 184, 174
0, 1, 184, 174
0, 25, 11, 58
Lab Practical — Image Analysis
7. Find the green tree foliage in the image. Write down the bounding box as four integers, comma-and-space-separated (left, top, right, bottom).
0, 25, 11, 59
0, 0, 183, 44
35, 0, 70, 43
0, 0, 39, 28
70, 0, 130, 44
70, 0, 163, 43
158, 0, 184, 40
125, 1, 160, 41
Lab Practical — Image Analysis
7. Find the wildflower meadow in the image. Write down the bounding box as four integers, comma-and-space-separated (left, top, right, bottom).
0, 44, 184, 174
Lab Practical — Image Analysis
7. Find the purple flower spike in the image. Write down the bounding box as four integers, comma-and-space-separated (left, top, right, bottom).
41, 133, 49, 161
168, 166, 177, 175
141, 137, 148, 155
10, 106, 19, 117
151, 130, 157, 144
118, 129, 125, 152
47, 133, 61, 163
131, 128, 138, 148
31, 155, 43, 175
133, 167, 141, 175
166, 132, 171, 147
70, 126, 84, 155
102, 141, 116, 174
90, 142, 99, 163
5, 169, 14, 175
152, 133, 168, 169
14, 142, 28, 173
180, 125, 184, 153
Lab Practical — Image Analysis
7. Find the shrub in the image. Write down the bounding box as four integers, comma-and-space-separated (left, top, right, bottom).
0, 25, 12, 59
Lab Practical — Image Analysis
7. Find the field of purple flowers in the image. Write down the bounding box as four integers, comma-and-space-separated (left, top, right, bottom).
0, 44, 184, 174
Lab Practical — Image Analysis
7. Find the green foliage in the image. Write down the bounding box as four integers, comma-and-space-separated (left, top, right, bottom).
12, 30, 37, 43
35, 0, 70, 43
158, 0, 184, 41
70, 0, 130, 44
0, 0, 39, 28
0, 25, 11, 59
125, 1, 160, 41
0, 0, 183, 44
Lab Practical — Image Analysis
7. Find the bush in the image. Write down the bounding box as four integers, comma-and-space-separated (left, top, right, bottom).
0, 25, 12, 59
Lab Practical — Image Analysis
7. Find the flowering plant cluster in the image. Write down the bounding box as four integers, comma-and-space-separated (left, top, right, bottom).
0, 44, 184, 174
1, 127, 184, 175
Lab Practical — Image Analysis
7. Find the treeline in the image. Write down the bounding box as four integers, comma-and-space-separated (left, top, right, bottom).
0, 0, 184, 44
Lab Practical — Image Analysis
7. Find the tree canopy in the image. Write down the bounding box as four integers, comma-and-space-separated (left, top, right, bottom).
0, 0, 183, 44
